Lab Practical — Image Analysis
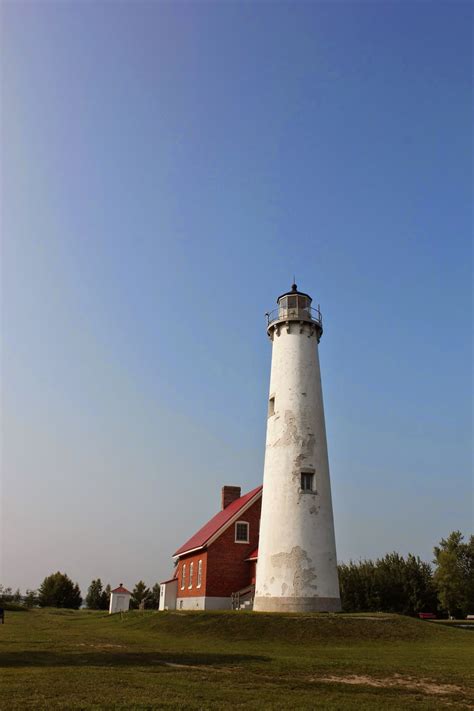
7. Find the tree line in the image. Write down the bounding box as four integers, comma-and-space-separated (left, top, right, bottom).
83, 578, 161, 611
1, 531, 472, 617
0, 575, 161, 611
338, 531, 473, 617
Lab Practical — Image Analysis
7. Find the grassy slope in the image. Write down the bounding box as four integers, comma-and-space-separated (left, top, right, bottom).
1, 609, 473, 710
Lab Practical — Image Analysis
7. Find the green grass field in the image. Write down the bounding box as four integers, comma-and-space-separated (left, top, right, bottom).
1, 608, 473, 710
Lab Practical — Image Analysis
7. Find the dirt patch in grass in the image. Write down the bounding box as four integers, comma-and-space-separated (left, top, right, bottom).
76, 643, 125, 649
158, 664, 469, 697
319, 674, 466, 697
162, 661, 218, 671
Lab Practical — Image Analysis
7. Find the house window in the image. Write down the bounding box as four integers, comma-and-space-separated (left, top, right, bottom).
268, 395, 275, 417
188, 561, 194, 589
301, 471, 315, 492
197, 559, 202, 588
181, 564, 186, 590
235, 521, 249, 543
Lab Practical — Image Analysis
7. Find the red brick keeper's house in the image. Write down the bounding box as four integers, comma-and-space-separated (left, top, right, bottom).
159, 485, 261, 611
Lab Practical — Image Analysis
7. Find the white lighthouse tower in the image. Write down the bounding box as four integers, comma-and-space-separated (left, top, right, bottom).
254, 284, 341, 613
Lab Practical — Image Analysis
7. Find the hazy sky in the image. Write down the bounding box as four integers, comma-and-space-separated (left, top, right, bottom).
2, 1, 472, 595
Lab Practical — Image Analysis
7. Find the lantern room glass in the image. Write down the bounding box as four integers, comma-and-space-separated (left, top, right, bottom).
278, 294, 311, 320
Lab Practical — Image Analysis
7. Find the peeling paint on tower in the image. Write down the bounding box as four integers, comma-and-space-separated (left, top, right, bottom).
254, 284, 341, 613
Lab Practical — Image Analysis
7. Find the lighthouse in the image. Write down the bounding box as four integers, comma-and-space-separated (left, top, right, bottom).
254, 284, 341, 613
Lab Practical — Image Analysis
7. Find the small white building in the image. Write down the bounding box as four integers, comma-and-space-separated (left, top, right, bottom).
109, 584, 132, 614
159, 578, 178, 611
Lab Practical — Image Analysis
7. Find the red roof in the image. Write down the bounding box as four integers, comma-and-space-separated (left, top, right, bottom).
174, 485, 262, 557
160, 577, 178, 585
111, 584, 131, 594
246, 548, 258, 560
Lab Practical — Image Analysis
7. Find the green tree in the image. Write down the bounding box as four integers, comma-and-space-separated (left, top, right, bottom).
12, 588, 22, 604
338, 553, 437, 615
130, 581, 151, 610
338, 558, 384, 612
38, 572, 82, 609
461, 536, 474, 614
99, 585, 110, 610
403, 554, 438, 615
101, 584, 111, 610
433, 532, 474, 618
24, 589, 38, 608
373, 552, 437, 616
0, 586, 13, 602
85, 579, 106, 609
148, 583, 161, 609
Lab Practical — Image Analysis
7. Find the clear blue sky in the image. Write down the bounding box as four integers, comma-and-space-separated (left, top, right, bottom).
2, 1, 472, 594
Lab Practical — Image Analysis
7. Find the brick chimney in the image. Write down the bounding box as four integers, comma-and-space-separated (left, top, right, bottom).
221, 485, 241, 510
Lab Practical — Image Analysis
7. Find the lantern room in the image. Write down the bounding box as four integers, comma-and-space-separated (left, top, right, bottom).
277, 283, 312, 320
266, 283, 323, 338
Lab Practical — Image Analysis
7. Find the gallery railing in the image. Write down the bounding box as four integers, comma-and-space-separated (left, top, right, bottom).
266, 305, 323, 328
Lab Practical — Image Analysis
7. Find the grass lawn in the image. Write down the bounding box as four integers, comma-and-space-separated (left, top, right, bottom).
1, 608, 473, 710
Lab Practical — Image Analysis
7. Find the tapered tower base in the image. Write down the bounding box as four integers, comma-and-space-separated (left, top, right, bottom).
254, 596, 342, 613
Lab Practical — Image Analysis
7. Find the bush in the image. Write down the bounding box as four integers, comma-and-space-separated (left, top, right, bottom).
338, 553, 437, 615
85, 579, 110, 610
38, 572, 82, 609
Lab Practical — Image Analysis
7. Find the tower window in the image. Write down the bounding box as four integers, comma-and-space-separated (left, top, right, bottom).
268, 396, 275, 417
235, 521, 249, 543
301, 472, 315, 492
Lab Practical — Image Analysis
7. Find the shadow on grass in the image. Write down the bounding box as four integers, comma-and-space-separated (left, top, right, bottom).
0, 650, 270, 669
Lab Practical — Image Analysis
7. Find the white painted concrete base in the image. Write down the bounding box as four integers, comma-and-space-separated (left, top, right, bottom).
175, 596, 232, 610
253, 596, 341, 613
203, 596, 233, 610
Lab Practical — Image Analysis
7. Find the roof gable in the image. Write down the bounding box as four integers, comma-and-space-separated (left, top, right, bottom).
111, 585, 131, 595
173, 485, 262, 557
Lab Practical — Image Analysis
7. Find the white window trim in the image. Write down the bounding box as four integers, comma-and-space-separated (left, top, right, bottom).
197, 559, 202, 589
235, 520, 249, 544
188, 561, 194, 589
181, 563, 186, 590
